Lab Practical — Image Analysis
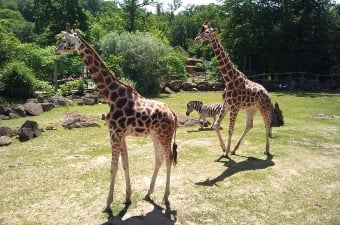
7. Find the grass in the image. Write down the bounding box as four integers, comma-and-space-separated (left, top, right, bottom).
0, 91, 339, 225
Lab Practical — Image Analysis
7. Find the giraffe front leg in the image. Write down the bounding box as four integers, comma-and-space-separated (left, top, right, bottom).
214, 110, 229, 156
102, 152, 119, 213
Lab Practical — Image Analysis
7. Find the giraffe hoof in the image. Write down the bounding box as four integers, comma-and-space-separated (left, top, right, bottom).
264, 151, 271, 156
102, 206, 112, 214
123, 199, 132, 205
230, 151, 236, 155
163, 198, 170, 206
143, 195, 152, 202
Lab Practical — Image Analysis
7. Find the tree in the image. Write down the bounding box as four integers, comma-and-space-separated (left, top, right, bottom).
120, 0, 154, 32
0, 25, 21, 67
0, 8, 34, 42
100, 31, 171, 97
32, 0, 88, 46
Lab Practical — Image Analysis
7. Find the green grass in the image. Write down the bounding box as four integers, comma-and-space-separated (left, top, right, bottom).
0, 91, 339, 225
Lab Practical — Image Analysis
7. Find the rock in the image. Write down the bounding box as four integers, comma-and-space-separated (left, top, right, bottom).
12, 104, 26, 117
40, 102, 54, 111
0, 114, 10, 120
62, 112, 100, 129
23, 102, 43, 116
52, 96, 73, 106
0, 105, 10, 115
181, 82, 197, 91
196, 82, 211, 91
0, 126, 15, 137
18, 120, 42, 142
83, 97, 96, 105
0, 136, 11, 146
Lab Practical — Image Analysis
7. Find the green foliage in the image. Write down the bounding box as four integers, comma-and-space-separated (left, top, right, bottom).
35, 79, 55, 96
101, 31, 171, 97
165, 47, 188, 79
0, 61, 36, 100
56, 53, 84, 80
20, 44, 55, 81
58, 79, 86, 96
0, 8, 34, 42
32, 0, 89, 46
105, 54, 124, 78
0, 25, 21, 67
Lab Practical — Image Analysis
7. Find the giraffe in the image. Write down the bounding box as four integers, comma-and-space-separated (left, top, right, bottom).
194, 21, 272, 157
55, 24, 178, 213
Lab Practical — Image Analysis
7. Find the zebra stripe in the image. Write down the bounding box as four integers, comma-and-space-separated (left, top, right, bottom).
186, 101, 223, 128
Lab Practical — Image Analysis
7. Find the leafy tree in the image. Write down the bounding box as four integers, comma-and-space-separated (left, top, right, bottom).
120, 0, 154, 32
101, 31, 171, 97
0, 25, 21, 67
0, 8, 34, 42
20, 44, 55, 81
32, 0, 89, 46
165, 47, 188, 78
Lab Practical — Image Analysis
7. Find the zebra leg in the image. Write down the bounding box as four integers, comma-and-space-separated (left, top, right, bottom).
198, 115, 204, 128
211, 115, 216, 128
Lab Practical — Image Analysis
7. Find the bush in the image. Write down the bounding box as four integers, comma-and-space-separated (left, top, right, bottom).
58, 79, 86, 96
0, 61, 36, 100
35, 79, 55, 96
101, 31, 170, 97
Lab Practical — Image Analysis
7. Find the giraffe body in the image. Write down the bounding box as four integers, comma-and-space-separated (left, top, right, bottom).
55, 25, 177, 213
195, 21, 271, 156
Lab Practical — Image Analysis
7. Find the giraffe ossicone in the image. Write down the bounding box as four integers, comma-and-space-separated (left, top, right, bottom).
55, 24, 178, 213
195, 21, 272, 157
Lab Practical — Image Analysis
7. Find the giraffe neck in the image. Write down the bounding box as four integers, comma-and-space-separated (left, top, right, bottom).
77, 36, 138, 102
210, 35, 244, 84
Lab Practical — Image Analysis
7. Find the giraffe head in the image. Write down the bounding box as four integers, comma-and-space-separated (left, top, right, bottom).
55, 24, 82, 55
194, 21, 216, 43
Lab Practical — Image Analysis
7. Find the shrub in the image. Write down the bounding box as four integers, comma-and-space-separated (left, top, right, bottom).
58, 79, 86, 96
35, 79, 55, 96
0, 61, 36, 100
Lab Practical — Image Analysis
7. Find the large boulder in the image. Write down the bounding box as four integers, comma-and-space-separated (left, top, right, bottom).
12, 104, 26, 117
23, 102, 43, 116
181, 82, 197, 91
18, 120, 42, 142
0, 126, 15, 137
0, 136, 11, 146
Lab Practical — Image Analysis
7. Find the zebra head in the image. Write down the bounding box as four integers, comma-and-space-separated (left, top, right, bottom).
186, 101, 203, 116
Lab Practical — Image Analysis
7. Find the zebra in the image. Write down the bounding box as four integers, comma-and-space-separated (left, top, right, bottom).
186, 101, 223, 128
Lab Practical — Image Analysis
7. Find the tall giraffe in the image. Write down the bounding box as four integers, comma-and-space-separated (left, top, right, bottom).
55, 24, 178, 213
195, 21, 272, 157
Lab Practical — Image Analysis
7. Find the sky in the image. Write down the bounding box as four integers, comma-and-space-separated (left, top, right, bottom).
145, 0, 219, 14
146, 0, 339, 14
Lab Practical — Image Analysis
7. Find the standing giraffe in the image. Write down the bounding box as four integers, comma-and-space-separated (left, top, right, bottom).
195, 21, 272, 157
55, 24, 178, 213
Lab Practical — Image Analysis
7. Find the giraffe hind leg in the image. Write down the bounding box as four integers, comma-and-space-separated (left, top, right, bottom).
144, 135, 163, 201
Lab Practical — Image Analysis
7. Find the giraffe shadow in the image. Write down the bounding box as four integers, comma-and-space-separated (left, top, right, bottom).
101, 199, 177, 225
195, 154, 275, 186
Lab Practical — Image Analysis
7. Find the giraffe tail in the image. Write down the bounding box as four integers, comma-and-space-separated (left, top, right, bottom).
172, 113, 178, 166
